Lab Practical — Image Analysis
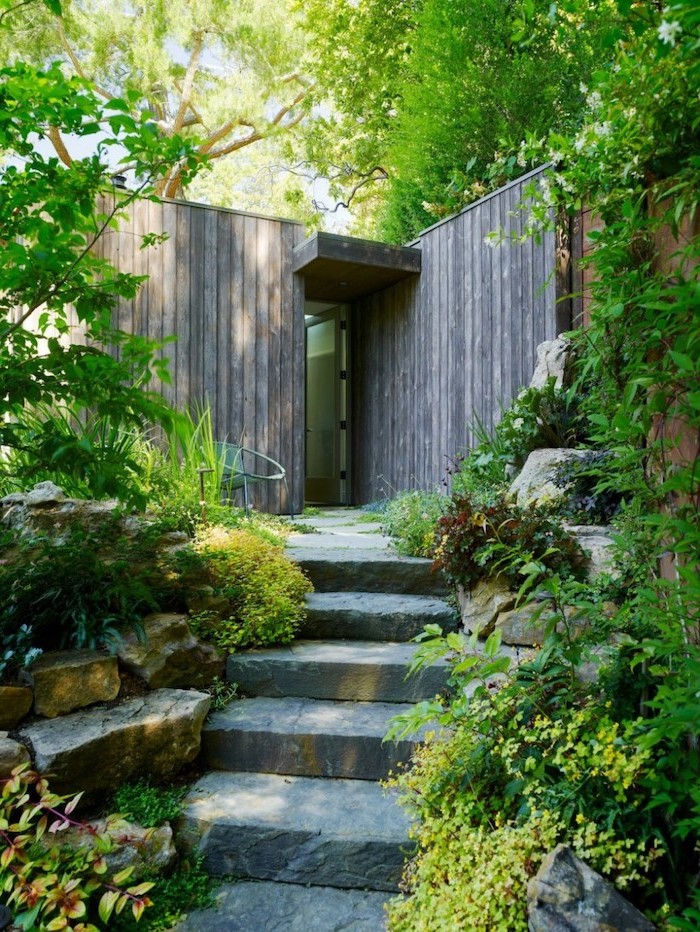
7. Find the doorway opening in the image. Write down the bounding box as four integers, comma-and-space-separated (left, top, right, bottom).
304, 302, 349, 505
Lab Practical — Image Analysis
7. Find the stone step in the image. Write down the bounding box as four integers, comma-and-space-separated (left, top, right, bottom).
227, 639, 449, 703
202, 696, 421, 780
300, 591, 458, 641
173, 881, 392, 931
177, 771, 413, 891
286, 547, 447, 595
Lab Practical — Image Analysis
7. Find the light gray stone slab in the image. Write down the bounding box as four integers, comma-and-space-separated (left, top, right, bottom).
287, 548, 447, 595
174, 880, 392, 931
202, 695, 421, 780
287, 529, 390, 550
19, 689, 210, 796
178, 771, 413, 890
300, 591, 457, 641
226, 639, 449, 703
528, 844, 655, 931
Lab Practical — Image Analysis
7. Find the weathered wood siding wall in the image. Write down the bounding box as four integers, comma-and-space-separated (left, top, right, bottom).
351, 169, 558, 503
100, 197, 305, 513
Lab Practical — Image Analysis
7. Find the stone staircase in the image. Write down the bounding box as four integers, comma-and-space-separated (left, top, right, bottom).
175, 510, 457, 931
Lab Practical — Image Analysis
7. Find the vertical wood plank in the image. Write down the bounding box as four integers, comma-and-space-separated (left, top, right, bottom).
215, 211, 231, 441
159, 201, 178, 410
254, 220, 271, 510
202, 206, 219, 421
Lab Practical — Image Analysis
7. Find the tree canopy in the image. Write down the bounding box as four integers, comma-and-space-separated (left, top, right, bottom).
300, 0, 622, 241
1, 0, 312, 203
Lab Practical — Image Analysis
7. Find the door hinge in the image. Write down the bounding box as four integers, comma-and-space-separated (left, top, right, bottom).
340, 470, 347, 480
340, 320, 347, 331
340, 420, 347, 430
340, 370, 347, 380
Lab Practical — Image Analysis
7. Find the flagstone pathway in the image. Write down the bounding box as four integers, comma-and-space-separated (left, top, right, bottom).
174, 508, 458, 931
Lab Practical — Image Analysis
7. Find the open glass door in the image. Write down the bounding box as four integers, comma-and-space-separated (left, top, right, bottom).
305, 304, 348, 504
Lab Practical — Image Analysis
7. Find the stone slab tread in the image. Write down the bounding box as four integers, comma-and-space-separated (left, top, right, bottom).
202, 696, 421, 780
300, 591, 457, 641
172, 881, 392, 931
178, 771, 413, 891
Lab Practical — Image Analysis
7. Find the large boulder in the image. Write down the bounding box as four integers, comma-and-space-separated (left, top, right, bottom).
0, 685, 33, 730
19, 688, 210, 797
528, 844, 655, 931
0, 732, 30, 779
529, 338, 571, 390
117, 614, 224, 689
22, 650, 120, 718
508, 449, 589, 507
495, 604, 589, 647
457, 577, 516, 637
1, 485, 120, 538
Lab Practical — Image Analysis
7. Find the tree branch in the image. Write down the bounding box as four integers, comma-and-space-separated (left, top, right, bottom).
172, 32, 203, 134
312, 165, 388, 213
0, 0, 32, 26
48, 127, 74, 168
58, 25, 112, 101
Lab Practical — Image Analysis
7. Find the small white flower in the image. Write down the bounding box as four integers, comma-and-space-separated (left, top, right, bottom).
658, 19, 682, 46
579, 83, 588, 95
593, 121, 612, 138
574, 134, 587, 153
549, 150, 564, 166
587, 90, 602, 109
517, 151, 527, 168
387, 108, 397, 117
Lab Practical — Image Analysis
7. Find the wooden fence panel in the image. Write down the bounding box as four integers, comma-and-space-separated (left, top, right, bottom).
351, 167, 558, 503
97, 197, 305, 514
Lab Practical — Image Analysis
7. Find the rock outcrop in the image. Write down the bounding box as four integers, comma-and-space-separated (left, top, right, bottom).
528, 844, 655, 931
508, 448, 589, 507
117, 614, 224, 689
22, 650, 120, 718
0, 733, 30, 779
19, 689, 210, 797
529, 338, 571, 390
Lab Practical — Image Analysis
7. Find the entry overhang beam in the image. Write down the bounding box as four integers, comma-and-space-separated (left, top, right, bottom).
293, 232, 421, 303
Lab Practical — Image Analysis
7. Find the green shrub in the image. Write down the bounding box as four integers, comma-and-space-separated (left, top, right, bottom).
452, 380, 588, 507
110, 780, 186, 829
0, 765, 154, 930
0, 623, 42, 684
434, 492, 586, 592
386, 644, 665, 931
0, 521, 171, 657
381, 489, 447, 557
187, 526, 313, 650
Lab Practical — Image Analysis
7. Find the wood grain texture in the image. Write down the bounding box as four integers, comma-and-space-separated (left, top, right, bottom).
351, 168, 559, 503
98, 197, 305, 514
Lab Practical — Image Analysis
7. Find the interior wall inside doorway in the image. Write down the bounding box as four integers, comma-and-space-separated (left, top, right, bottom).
304, 302, 349, 505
